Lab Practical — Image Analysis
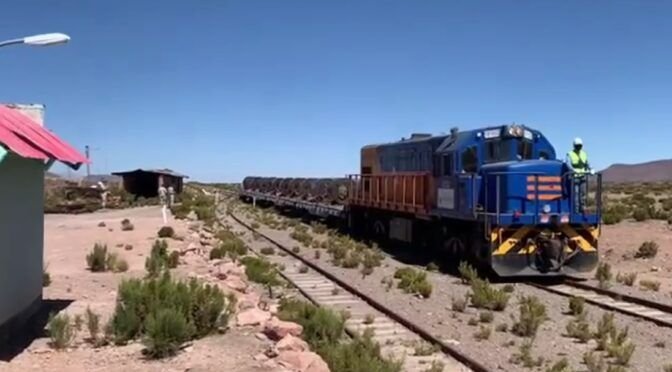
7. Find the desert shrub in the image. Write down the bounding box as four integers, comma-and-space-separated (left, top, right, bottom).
260, 246, 275, 255
314, 250, 321, 259
47, 313, 76, 349
635, 241, 658, 259
568, 296, 585, 316
511, 295, 547, 338
495, 323, 508, 332
602, 204, 629, 225
593, 313, 616, 351
144, 308, 193, 358
458, 261, 478, 284
114, 258, 129, 273
146, 240, 170, 277
167, 251, 180, 268
423, 361, 445, 372
157, 226, 175, 238
545, 358, 570, 372
341, 251, 361, 268
121, 218, 134, 231
469, 278, 510, 311
632, 207, 650, 221
502, 284, 515, 293
565, 313, 591, 343
363, 250, 384, 269
640, 279, 661, 291
664, 365, 672, 372
583, 351, 605, 372
595, 262, 612, 289
85, 307, 101, 344
451, 295, 468, 312
298, 265, 309, 274
615, 272, 637, 286
87, 243, 109, 272
467, 317, 478, 326
393, 267, 433, 298
43, 267, 51, 287
311, 222, 327, 234
510, 339, 543, 368
250, 222, 260, 229
211, 237, 248, 261
425, 262, 439, 272
290, 229, 314, 247
279, 298, 403, 372
474, 325, 491, 341
479, 311, 494, 323
292, 246, 301, 254
240, 256, 281, 296
109, 273, 230, 351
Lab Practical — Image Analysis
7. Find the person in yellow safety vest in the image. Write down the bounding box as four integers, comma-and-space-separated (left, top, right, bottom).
566, 137, 594, 212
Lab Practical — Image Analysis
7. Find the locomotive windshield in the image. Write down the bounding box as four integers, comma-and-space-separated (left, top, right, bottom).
484, 138, 533, 163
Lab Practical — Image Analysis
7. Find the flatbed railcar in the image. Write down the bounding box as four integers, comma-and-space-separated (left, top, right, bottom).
240, 124, 603, 277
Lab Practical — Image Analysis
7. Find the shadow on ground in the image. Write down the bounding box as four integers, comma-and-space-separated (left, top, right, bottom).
0, 299, 73, 362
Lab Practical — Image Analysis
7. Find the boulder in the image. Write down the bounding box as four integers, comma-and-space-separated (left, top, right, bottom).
223, 276, 248, 293
181, 242, 201, 256
237, 308, 271, 327
275, 335, 309, 353
237, 292, 261, 311
277, 351, 330, 372
263, 317, 303, 341
186, 211, 198, 221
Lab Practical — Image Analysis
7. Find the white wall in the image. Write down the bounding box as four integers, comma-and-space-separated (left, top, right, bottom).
0, 153, 43, 326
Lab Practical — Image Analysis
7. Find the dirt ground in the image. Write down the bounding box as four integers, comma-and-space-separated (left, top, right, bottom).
0, 206, 274, 372
592, 220, 672, 304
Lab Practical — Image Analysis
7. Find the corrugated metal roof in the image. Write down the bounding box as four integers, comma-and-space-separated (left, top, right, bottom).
112, 168, 189, 179
0, 105, 88, 169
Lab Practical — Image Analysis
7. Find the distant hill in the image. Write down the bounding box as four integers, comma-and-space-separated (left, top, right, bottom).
600, 159, 672, 183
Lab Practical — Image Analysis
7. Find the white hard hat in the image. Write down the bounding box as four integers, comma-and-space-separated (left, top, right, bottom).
573, 137, 583, 146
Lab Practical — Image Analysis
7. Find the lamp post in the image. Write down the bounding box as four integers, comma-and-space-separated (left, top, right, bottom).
0, 33, 70, 48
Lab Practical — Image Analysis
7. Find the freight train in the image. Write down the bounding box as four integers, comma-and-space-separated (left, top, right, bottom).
240, 124, 603, 277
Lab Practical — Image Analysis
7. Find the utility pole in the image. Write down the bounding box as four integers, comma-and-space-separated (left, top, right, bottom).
85, 145, 90, 177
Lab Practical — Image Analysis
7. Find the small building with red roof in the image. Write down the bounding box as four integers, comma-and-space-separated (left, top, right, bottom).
0, 103, 88, 340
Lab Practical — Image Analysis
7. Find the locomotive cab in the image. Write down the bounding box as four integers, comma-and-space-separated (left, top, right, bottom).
434, 124, 601, 276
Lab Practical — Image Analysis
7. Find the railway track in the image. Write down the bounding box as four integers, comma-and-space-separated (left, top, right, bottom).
529, 278, 672, 328
225, 212, 490, 372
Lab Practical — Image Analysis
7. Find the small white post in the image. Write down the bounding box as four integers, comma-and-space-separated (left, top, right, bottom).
253, 196, 256, 207
161, 205, 168, 225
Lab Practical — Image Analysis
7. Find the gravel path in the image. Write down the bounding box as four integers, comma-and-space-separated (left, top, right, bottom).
230, 210, 672, 372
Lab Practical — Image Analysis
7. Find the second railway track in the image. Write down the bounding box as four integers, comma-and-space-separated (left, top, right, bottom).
225, 211, 489, 372
529, 278, 672, 328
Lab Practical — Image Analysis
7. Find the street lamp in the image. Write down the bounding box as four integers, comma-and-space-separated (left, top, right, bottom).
0, 33, 70, 48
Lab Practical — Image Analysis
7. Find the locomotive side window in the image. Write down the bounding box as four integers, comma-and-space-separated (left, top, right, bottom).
461, 146, 478, 173
442, 154, 454, 175
517, 140, 533, 160
485, 140, 500, 163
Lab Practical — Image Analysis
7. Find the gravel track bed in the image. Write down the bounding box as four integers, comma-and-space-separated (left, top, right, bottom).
229, 212, 672, 372
579, 277, 672, 308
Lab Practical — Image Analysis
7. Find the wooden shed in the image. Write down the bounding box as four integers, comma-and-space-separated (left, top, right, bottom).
111, 168, 188, 198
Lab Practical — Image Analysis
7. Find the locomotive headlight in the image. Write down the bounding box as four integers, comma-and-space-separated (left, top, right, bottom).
542, 204, 551, 214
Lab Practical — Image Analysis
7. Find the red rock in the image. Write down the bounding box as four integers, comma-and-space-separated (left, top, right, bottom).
219, 262, 246, 277
223, 276, 248, 292
276, 334, 309, 352
237, 292, 260, 310
237, 308, 271, 327
277, 351, 330, 372
264, 317, 303, 340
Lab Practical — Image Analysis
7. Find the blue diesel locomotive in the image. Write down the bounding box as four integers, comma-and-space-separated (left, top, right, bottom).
242, 123, 603, 277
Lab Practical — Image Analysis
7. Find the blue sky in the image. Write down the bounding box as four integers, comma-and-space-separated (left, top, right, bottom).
1, 1, 670, 182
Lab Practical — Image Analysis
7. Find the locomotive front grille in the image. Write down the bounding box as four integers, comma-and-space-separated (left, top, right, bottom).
526, 175, 561, 201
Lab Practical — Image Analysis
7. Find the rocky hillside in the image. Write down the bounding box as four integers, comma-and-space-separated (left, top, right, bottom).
600, 159, 672, 183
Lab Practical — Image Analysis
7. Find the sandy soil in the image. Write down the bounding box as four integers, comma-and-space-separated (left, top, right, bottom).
0, 206, 274, 372
232, 210, 672, 372
589, 220, 672, 305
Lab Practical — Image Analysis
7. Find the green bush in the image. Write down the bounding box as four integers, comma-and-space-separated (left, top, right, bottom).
278, 298, 402, 372
109, 273, 231, 352
240, 256, 281, 296
616, 272, 637, 286
144, 308, 193, 358
146, 240, 170, 277
640, 279, 660, 291
511, 295, 547, 338
121, 218, 134, 231
393, 267, 433, 298
595, 262, 612, 289
565, 312, 591, 343
635, 241, 658, 259
168, 251, 180, 268
157, 226, 175, 238
87, 243, 109, 272
469, 278, 510, 311
114, 258, 129, 273
85, 307, 101, 345
43, 267, 51, 287
568, 296, 585, 316
458, 261, 478, 284
451, 295, 468, 312
47, 313, 76, 349
260, 246, 275, 255
632, 207, 650, 222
